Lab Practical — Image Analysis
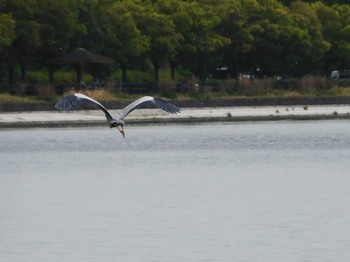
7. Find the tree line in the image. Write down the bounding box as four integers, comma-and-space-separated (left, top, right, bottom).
0, 0, 349, 86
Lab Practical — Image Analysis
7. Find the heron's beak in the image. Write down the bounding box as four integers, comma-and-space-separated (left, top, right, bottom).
117, 126, 125, 138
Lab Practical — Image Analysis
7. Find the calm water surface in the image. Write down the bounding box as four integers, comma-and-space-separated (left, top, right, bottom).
1, 120, 350, 261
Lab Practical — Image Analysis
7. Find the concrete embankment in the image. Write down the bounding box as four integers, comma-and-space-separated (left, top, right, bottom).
1, 105, 350, 128
1, 96, 350, 127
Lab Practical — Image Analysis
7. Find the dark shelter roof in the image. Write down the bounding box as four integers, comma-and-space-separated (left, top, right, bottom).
49, 48, 114, 64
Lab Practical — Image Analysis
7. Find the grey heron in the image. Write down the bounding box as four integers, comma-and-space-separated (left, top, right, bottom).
55, 93, 180, 138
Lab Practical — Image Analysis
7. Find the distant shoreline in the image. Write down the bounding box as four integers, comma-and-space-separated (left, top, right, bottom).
1, 115, 350, 129
1, 96, 350, 112
1, 104, 350, 128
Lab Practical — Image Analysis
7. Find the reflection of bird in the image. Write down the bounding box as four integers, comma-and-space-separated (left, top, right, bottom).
55, 93, 180, 138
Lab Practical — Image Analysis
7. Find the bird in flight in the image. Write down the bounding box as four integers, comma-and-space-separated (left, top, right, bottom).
55, 93, 180, 138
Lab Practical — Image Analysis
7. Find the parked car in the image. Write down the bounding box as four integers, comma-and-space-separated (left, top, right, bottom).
330, 70, 350, 80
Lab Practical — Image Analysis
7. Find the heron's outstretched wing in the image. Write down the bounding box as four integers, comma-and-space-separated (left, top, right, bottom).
55, 93, 114, 121
118, 96, 180, 120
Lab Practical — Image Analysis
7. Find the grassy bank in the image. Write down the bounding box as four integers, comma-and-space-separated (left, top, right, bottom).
1, 87, 350, 104
1, 74, 350, 105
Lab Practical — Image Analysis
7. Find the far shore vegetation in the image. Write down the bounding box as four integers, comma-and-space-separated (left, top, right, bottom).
1, 0, 350, 104
0, 68, 350, 104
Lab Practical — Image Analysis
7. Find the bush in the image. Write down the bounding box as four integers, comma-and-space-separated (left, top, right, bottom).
240, 78, 273, 96
27, 70, 49, 83
111, 69, 153, 83
54, 70, 93, 84
159, 78, 177, 99
300, 76, 330, 92
36, 84, 57, 101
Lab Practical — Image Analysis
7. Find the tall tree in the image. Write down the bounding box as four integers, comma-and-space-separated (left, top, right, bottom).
243, 0, 314, 78
1, 0, 40, 82
0, 13, 16, 84
136, 0, 182, 84
157, 0, 229, 80
107, 0, 150, 83
212, 0, 254, 78
68, 0, 118, 82
0, 14, 15, 51
313, 2, 350, 72
35, 0, 85, 61
289, 1, 330, 75
280, 0, 350, 6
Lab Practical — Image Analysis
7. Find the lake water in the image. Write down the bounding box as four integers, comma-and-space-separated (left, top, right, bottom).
1, 120, 350, 261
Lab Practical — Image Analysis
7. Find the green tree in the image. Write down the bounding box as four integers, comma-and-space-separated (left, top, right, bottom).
318, 0, 350, 4
313, 2, 350, 72
137, 0, 182, 84
0, 13, 16, 84
280, 0, 350, 6
107, 0, 150, 83
1, 0, 40, 82
158, 0, 229, 80
243, 0, 314, 78
289, 1, 330, 76
213, 0, 254, 78
35, 0, 85, 61
74, 0, 114, 52
68, 0, 118, 82
0, 14, 15, 51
